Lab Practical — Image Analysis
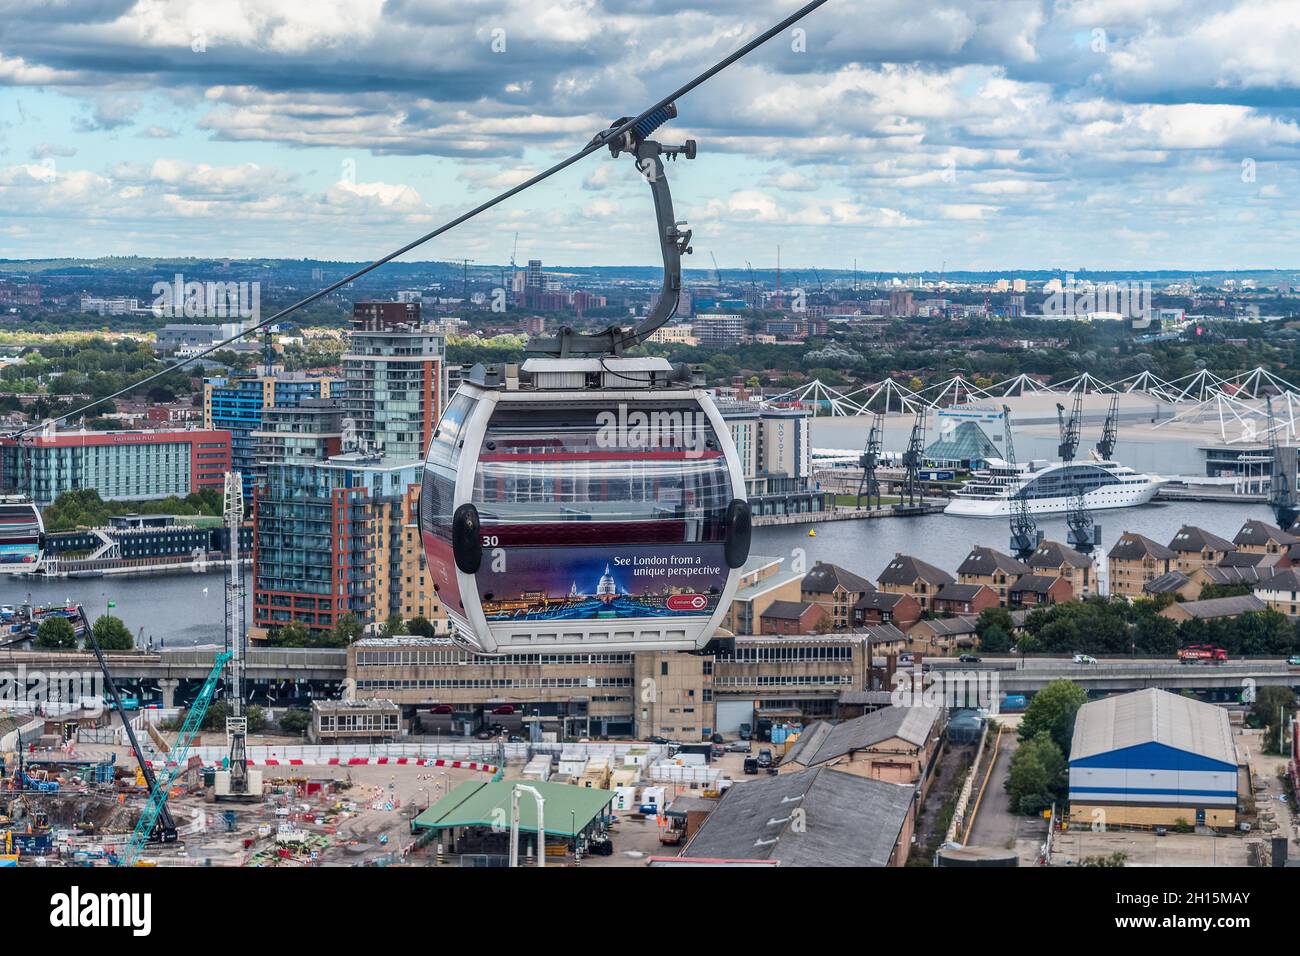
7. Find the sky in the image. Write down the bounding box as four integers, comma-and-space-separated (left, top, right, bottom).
1, 0, 1299, 271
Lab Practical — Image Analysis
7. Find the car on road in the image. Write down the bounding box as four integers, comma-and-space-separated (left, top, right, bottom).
738, 722, 753, 741
1288, 655, 1300, 666
725, 741, 751, 753
1072, 653, 1097, 664
958, 654, 981, 664
710, 732, 724, 744
756, 748, 773, 769
743, 756, 759, 775
647, 735, 671, 745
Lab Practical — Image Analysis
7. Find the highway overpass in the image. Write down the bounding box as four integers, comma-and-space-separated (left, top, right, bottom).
928, 656, 1300, 696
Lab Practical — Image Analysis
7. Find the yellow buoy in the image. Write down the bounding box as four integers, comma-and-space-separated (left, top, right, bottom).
807, 529, 816, 537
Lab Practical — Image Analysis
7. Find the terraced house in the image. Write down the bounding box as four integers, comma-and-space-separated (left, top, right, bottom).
1027, 539, 1093, 598
1107, 532, 1176, 599
876, 553, 954, 613
801, 561, 877, 630
1168, 525, 1237, 574
955, 546, 1029, 606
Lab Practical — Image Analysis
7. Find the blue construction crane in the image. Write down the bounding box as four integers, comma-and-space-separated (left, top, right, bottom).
122, 651, 231, 866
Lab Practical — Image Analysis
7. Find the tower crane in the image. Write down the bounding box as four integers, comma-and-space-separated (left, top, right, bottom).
856, 410, 884, 509
710, 251, 723, 290
1002, 405, 1038, 560
223, 471, 249, 795
1267, 395, 1299, 529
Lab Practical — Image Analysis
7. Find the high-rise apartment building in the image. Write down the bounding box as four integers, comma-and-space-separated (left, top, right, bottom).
251, 454, 438, 640
204, 372, 336, 496
343, 302, 446, 462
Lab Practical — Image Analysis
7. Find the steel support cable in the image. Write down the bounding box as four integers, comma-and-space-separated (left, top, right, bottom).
6, 0, 830, 439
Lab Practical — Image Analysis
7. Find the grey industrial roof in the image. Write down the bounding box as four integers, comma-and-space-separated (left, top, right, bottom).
837, 690, 895, 706
784, 705, 940, 768
1173, 593, 1267, 618
1142, 570, 1192, 594
1108, 532, 1176, 561
1070, 688, 1236, 767
801, 561, 876, 595
1168, 525, 1237, 554
956, 546, 1030, 577
681, 766, 914, 867
877, 554, 955, 587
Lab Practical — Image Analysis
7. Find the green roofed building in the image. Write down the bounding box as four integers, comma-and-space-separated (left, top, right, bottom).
412, 779, 615, 859
923, 421, 1000, 470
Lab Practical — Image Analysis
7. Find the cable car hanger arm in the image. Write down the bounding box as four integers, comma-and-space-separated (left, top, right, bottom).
3, 0, 830, 440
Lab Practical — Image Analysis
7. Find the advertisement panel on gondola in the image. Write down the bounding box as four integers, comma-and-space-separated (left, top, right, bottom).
477, 544, 728, 623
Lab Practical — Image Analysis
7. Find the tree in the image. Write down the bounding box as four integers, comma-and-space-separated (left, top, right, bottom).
979, 623, 1012, 654
35, 616, 78, 650
198, 700, 266, 734
406, 616, 436, 638
278, 708, 311, 737
378, 613, 406, 639
330, 613, 365, 646
268, 621, 312, 648
1251, 686, 1297, 754
1019, 680, 1088, 754
975, 606, 1014, 639
91, 614, 134, 651
1006, 732, 1066, 815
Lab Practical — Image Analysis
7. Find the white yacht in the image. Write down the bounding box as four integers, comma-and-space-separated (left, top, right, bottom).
944, 453, 1164, 517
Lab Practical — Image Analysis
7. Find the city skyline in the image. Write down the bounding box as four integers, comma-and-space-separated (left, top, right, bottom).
1, 1, 1298, 269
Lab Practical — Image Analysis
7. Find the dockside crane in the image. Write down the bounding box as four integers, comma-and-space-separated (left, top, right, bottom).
1057, 392, 1098, 553
1002, 405, 1038, 560
856, 410, 884, 509
1096, 392, 1120, 461
1267, 395, 1299, 529
896, 405, 928, 511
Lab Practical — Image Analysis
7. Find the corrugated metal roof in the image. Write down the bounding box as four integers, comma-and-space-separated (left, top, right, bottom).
681, 766, 914, 867
1070, 688, 1236, 767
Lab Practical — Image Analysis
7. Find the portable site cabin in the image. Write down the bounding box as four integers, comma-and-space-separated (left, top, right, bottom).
638, 786, 666, 815
522, 755, 552, 782
612, 786, 638, 811
579, 757, 611, 790
610, 767, 639, 790
558, 749, 588, 778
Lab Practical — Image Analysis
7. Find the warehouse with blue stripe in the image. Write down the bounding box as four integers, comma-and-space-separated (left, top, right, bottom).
1068, 688, 1241, 830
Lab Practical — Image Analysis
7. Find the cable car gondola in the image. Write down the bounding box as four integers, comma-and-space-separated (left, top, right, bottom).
0, 494, 45, 574
420, 107, 751, 654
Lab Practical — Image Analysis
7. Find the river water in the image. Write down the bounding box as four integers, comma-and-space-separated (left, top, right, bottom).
4, 498, 1271, 648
